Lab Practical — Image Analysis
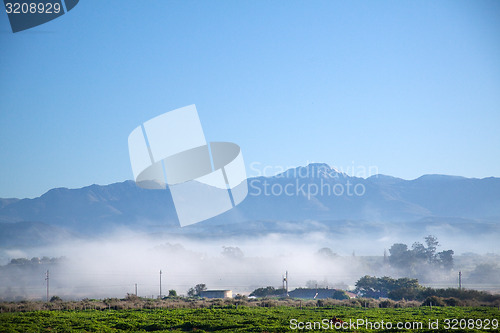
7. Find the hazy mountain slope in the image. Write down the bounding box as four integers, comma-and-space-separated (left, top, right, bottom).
0, 164, 498, 238
0, 198, 19, 210
0, 221, 75, 247
0, 181, 179, 232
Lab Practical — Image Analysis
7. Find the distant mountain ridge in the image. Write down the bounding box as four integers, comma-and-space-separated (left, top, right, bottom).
0, 163, 499, 242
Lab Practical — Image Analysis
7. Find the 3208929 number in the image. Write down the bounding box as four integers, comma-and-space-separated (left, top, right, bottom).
444, 318, 499, 330
5, 2, 61, 14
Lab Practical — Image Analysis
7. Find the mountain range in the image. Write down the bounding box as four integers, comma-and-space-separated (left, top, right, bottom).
0, 163, 499, 246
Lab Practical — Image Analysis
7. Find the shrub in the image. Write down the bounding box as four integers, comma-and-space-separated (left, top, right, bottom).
49, 296, 62, 302
379, 299, 395, 308
330, 289, 350, 300
443, 297, 462, 306
233, 294, 247, 300
422, 296, 445, 307
259, 300, 277, 307
356, 298, 376, 308
125, 294, 140, 302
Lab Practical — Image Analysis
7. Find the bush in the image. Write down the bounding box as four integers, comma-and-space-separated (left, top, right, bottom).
443, 297, 462, 306
379, 299, 395, 308
388, 287, 421, 300
125, 294, 140, 302
330, 289, 350, 300
418, 287, 499, 302
259, 300, 277, 307
422, 296, 445, 307
49, 296, 62, 302
249, 286, 285, 297
356, 298, 376, 308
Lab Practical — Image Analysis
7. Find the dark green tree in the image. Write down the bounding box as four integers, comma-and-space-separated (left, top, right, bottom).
355, 275, 387, 298
249, 286, 285, 297
187, 283, 206, 297
317, 248, 337, 258
437, 250, 454, 270
221, 246, 244, 259
388, 244, 411, 269
355, 276, 422, 299
50, 295, 62, 302
425, 235, 439, 262
411, 242, 427, 261
388, 236, 453, 271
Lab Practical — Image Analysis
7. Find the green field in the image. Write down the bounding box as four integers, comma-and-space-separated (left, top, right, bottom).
0, 306, 499, 332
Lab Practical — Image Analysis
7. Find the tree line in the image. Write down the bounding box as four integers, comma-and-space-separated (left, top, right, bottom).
389, 235, 454, 271
354, 275, 499, 304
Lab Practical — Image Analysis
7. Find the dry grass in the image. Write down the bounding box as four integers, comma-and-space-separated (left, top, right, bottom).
0, 294, 498, 313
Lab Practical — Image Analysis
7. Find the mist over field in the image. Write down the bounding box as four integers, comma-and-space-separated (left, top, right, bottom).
1, 225, 499, 301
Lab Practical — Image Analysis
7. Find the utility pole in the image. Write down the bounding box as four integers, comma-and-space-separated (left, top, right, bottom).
159, 270, 162, 298
282, 274, 285, 297
285, 271, 288, 297
459, 271, 462, 290
45, 270, 49, 302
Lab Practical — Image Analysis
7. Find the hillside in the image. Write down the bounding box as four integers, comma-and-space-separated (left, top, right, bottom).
0, 163, 499, 243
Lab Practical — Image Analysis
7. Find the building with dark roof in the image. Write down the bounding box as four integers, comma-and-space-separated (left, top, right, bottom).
199, 290, 232, 299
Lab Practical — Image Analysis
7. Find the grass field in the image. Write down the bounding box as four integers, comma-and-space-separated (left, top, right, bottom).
0, 306, 499, 332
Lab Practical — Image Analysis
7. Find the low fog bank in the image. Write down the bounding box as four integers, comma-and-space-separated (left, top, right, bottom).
0, 227, 499, 301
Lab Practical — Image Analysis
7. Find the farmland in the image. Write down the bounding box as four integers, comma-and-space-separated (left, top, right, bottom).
0, 305, 499, 332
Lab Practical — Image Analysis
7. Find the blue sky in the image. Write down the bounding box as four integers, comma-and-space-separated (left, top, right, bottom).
1, 0, 499, 198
